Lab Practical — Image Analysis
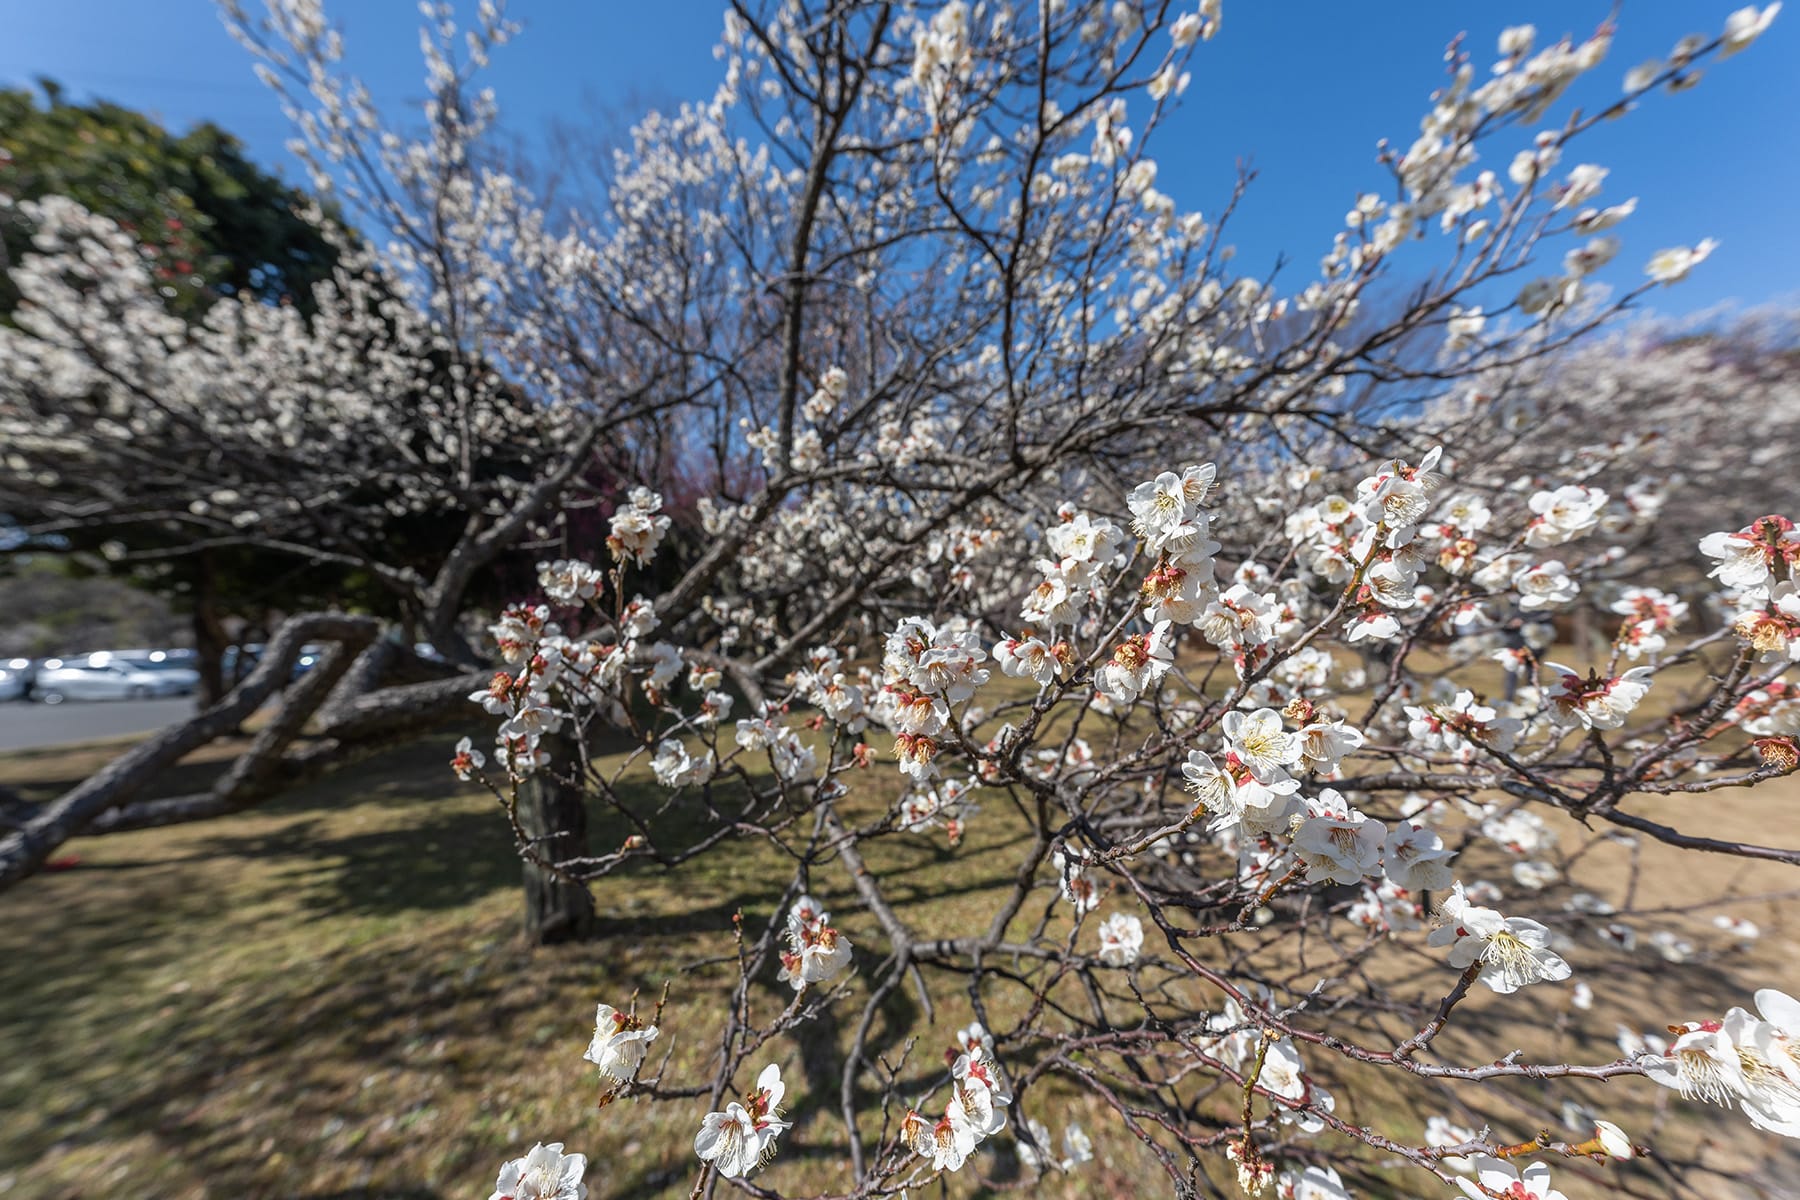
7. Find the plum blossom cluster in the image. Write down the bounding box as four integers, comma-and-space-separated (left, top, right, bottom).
900, 1042, 1015, 1173
1642, 988, 1800, 1137
873, 615, 990, 781
777, 894, 854, 991
466, 426, 1800, 1195
583, 1002, 659, 1088
21, 0, 1787, 1195
1706, 516, 1800, 665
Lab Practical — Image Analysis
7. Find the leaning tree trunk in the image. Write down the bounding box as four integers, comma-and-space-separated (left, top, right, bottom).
518, 730, 596, 944
0, 613, 381, 891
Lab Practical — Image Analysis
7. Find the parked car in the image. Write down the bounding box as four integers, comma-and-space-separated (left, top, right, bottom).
218, 644, 259, 686
101, 650, 201, 695
110, 648, 198, 669
414, 642, 451, 664
219, 642, 326, 685
4, 657, 38, 699
0, 665, 27, 702
32, 660, 196, 704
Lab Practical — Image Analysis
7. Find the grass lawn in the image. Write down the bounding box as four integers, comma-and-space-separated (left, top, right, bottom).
0, 730, 1150, 1199
3, 681, 1800, 1198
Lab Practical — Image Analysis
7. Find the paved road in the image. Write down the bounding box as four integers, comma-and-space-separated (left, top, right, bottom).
0, 696, 200, 753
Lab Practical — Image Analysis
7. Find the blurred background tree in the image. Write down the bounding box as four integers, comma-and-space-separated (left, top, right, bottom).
0, 81, 356, 697
0, 79, 338, 320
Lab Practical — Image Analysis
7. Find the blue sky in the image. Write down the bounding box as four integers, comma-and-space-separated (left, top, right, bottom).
5, 0, 1796, 315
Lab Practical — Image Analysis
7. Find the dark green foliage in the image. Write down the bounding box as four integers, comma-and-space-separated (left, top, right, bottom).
0, 79, 338, 319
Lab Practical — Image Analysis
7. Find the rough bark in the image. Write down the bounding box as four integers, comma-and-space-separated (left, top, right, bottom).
518, 730, 597, 944
315, 669, 489, 742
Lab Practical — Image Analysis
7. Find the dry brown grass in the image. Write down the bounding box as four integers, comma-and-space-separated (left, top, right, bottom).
2, 665, 1799, 1199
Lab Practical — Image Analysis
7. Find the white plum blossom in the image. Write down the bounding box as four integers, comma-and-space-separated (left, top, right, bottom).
1593, 1120, 1636, 1160
583, 1003, 659, 1084
1701, 516, 1799, 592
1715, 914, 1763, 941
1221, 708, 1301, 781
1357, 446, 1443, 534
1736, 583, 1800, 663
1722, 4, 1782, 56
1455, 1158, 1568, 1200
1383, 821, 1457, 891
1200, 583, 1282, 650
1544, 663, 1653, 730
1481, 810, 1558, 857
1182, 748, 1299, 833
1514, 560, 1580, 610
995, 635, 1064, 687
1524, 486, 1607, 547
1445, 305, 1486, 350
1347, 876, 1425, 931
1425, 1114, 1480, 1172
1295, 719, 1364, 774
1345, 609, 1402, 643
735, 713, 819, 781
537, 558, 605, 605
489, 1142, 588, 1200
696, 689, 734, 726
1644, 990, 1800, 1137
694, 1064, 791, 1178
1055, 847, 1102, 915
904, 1107, 977, 1172
1046, 511, 1127, 569
1406, 690, 1522, 759
1095, 620, 1176, 703
1059, 1122, 1094, 1168
1278, 1164, 1352, 1200
1258, 1037, 1337, 1135
1643, 1021, 1753, 1105
1646, 238, 1718, 284
1096, 912, 1144, 966
608, 488, 672, 566
778, 894, 854, 991
1292, 790, 1386, 885
1511, 860, 1559, 891
1127, 464, 1217, 551
651, 739, 715, 788
1430, 883, 1572, 994
451, 736, 486, 780
950, 1045, 1013, 1138
955, 1021, 994, 1056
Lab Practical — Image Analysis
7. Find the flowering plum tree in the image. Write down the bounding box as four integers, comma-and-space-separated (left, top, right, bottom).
2, 0, 1797, 1196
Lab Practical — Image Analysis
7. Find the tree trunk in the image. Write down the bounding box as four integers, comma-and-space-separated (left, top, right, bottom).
192, 551, 230, 706
519, 731, 596, 944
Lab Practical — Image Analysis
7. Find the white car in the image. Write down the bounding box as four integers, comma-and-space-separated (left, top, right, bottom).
31, 661, 195, 704
0, 666, 26, 702
106, 652, 202, 694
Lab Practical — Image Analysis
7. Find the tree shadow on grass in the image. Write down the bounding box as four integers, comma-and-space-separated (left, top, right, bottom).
1, 751, 247, 809
189, 803, 523, 919
0, 873, 719, 1197
180, 772, 800, 929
